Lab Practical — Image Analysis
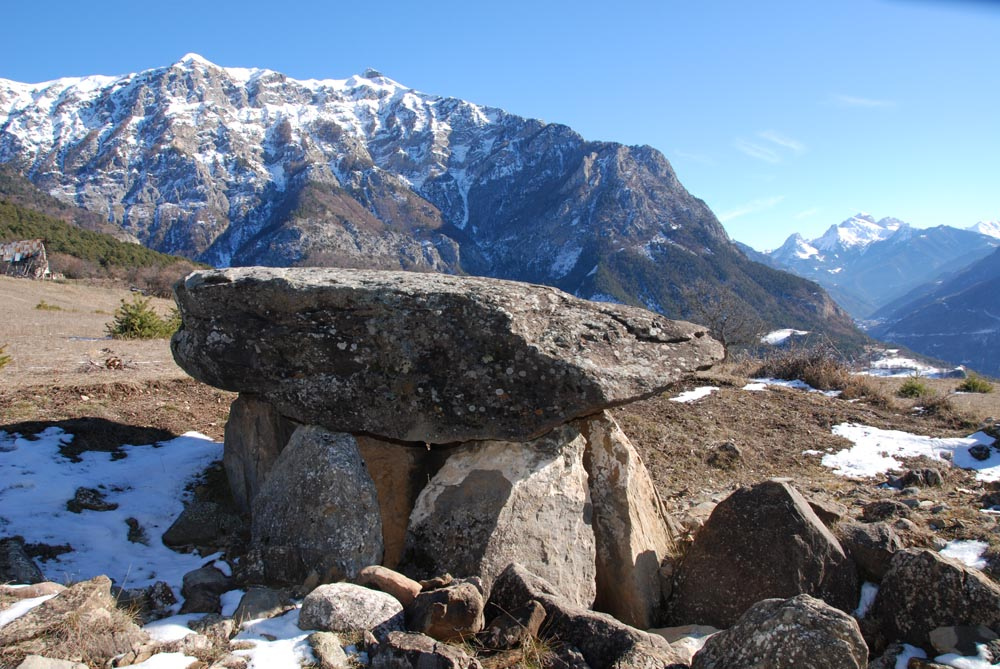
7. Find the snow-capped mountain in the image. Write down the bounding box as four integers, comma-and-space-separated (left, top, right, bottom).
0, 54, 858, 339
762, 214, 999, 319
968, 220, 1000, 239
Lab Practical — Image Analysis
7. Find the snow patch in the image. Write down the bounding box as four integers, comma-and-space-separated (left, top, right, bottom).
234, 606, 316, 669
853, 582, 878, 618
820, 424, 997, 479
940, 540, 989, 569
550, 246, 582, 279
761, 328, 809, 345
670, 387, 719, 403
0, 594, 57, 629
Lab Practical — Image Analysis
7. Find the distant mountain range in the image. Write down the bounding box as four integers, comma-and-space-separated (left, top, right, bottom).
869, 247, 1000, 377
0, 54, 861, 342
755, 213, 999, 319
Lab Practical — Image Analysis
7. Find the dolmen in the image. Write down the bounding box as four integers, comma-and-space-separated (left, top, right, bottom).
171, 267, 723, 630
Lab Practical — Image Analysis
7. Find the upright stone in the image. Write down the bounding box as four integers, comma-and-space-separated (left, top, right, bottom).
401, 424, 596, 607
579, 411, 679, 629
172, 268, 723, 444
669, 480, 859, 628
251, 425, 383, 583
224, 394, 297, 511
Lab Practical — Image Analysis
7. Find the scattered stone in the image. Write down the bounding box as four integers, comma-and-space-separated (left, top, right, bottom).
669, 480, 859, 628
406, 582, 485, 642
232, 586, 294, 622
873, 548, 1000, 647
180, 565, 232, 614
691, 595, 867, 669
862, 499, 911, 523
357, 565, 423, 607
929, 624, 999, 656
172, 268, 722, 444
420, 574, 454, 591
807, 495, 849, 528
125, 517, 148, 545
309, 631, 349, 669
0, 576, 148, 666
223, 394, 298, 511
489, 563, 685, 668
112, 580, 177, 622
65, 486, 117, 513
867, 641, 906, 669
981, 491, 1000, 509
188, 613, 236, 640
838, 522, 905, 581
890, 468, 944, 488
162, 500, 246, 548
298, 583, 405, 642
372, 631, 483, 669
357, 436, 448, 569
970, 444, 993, 462
480, 600, 546, 651
15, 657, 88, 669
402, 423, 596, 607
0, 537, 44, 585
579, 411, 679, 629
251, 426, 383, 584
705, 442, 742, 469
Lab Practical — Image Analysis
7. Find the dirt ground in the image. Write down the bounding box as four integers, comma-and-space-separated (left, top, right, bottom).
3, 275, 1000, 575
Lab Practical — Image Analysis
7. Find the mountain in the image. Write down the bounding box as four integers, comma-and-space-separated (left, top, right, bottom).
0, 54, 860, 342
762, 214, 999, 318
869, 247, 1000, 377
969, 220, 1000, 239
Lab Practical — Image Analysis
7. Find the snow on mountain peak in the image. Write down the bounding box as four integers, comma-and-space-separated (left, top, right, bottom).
177, 53, 216, 67
969, 220, 1000, 239
814, 213, 904, 251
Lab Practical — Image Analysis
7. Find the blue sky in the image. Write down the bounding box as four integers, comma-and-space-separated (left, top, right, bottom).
2, 0, 998, 250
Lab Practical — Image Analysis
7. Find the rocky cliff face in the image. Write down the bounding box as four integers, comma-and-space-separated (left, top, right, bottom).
0, 54, 858, 338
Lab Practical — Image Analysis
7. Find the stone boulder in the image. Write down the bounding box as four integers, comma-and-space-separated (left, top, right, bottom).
873, 548, 1000, 647
579, 411, 678, 629
0, 537, 44, 585
372, 631, 483, 669
668, 480, 859, 628
252, 425, 383, 584
223, 394, 298, 511
400, 424, 596, 607
406, 582, 486, 641
298, 583, 405, 641
838, 521, 905, 582
489, 563, 685, 669
356, 566, 423, 608
691, 594, 868, 669
171, 268, 723, 444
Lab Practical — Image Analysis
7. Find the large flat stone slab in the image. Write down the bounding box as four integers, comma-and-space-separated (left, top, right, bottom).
171, 268, 722, 443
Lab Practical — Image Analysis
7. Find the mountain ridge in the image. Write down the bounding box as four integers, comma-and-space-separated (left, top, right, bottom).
0, 54, 862, 344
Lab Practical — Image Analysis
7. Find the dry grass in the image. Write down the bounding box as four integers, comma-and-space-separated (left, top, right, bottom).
751, 346, 853, 392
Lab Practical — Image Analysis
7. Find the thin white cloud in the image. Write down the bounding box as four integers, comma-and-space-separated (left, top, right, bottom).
758, 130, 805, 154
733, 139, 781, 164
794, 207, 820, 220
718, 195, 786, 222
832, 94, 895, 108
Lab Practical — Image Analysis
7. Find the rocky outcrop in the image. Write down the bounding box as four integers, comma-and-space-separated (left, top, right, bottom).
872, 548, 1000, 648
402, 424, 596, 606
251, 426, 383, 584
668, 480, 859, 628
172, 267, 722, 443
0, 537, 44, 585
580, 411, 678, 629
372, 631, 483, 669
405, 582, 486, 641
838, 522, 904, 582
691, 594, 868, 669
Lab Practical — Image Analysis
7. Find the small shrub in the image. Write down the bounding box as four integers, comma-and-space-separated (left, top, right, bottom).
0, 343, 10, 370
35, 299, 62, 311
840, 375, 890, 407
753, 345, 851, 391
105, 296, 180, 340
958, 375, 994, 394
897, 376, 934, 399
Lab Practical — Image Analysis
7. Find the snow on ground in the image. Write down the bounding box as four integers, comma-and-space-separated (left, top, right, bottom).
853, 582, 878, 618
670, 386, 719, 403
128, 652, 200, 668
742, 378, 841, 397
820, 424, 996, 479
0, 427, 223, 595
858, 350, 962, 378
940, 540, 989, 569
234, 606, 316, 668
761, 328, 809, 345
0, 594, 56, 628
